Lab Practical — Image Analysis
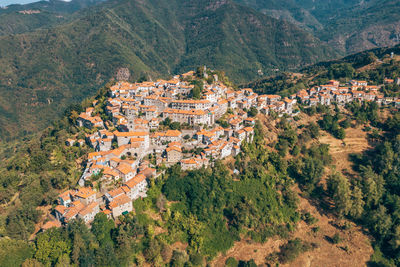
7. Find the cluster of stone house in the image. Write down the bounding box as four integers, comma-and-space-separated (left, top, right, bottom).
49, 72, 400, 229
297, 80, 400, 107
53, 70, 302, 227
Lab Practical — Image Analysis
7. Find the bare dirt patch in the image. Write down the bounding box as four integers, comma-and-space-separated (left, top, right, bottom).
171, 241, 188, 251
319, 126, 370, 174
285, 191, 373, 267
211, 187, 373, 267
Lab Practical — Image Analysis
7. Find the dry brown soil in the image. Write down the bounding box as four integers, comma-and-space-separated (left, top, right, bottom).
211, 189, 373, 267
319, 126, 370, 174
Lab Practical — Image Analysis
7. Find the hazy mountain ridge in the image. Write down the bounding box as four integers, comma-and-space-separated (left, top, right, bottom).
235, 0, 400, 54
0, 0, 107, 35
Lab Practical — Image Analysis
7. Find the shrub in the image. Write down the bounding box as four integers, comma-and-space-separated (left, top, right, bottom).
277, 238, 313, 263
332, 233, 341, 244
225, 257, 239, 267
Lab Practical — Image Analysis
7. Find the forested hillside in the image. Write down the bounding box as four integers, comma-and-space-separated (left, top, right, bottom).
0, 0, 106, 35
0, 0, 336, 140
0, 47, 399, 265
243, 48, 400, 265
245, 44, 400, 97
1, 79, 399, 266
236, 0, 400, 54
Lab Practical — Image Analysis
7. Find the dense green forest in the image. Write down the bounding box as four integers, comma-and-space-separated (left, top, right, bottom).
0, 0, 106, 36
235, 0, 400, 54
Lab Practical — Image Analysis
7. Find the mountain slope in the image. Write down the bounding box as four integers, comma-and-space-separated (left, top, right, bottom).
235, 0, 400, 54
0, 0, 107, 35
0, 0, 337, 140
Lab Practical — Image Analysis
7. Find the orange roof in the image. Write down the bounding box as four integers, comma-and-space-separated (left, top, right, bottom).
103, 168, 119, 177
181, 158, 197, 164
55, 205, 67, 215
165, 130, 182, 137
108, 187, 125, 198
121, 185, 130, 194
114, 131, 148, 137
203, 132, 215, 138
64, 206, 82, 221
168, 141, 182, 147
75, 187, 96, 199
244, 127, 254, 132
109, 146, 127, 157
117, 163, 133, 175
79, 202, 99, 216
237, 129, 245, 134
58, 190, 72, 201
125, 174, 146, 189
229, 137, 240, 143
102, 209, 112, 215
266, 94, 281, 98
88, 151, 108, 159
166, 146, 182, 152
163, 108, 206, 116
42, 220, 61, 230
109, 194, 131, 209
172, 99, 210, 104
110, 157, 122, 163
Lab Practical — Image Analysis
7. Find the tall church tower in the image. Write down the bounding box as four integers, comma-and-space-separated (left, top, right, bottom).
127, 111, 135, 131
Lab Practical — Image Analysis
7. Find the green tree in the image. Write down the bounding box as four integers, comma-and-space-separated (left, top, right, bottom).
360, 166, 384, 208
327, 173, 352, 217
91, 213, 115, 247
299, 157, 324, 192
35, 229, 71, 266
350, 185, 365, 219
369, 205, 392, 239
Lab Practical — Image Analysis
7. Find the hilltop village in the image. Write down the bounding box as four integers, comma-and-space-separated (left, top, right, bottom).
47, 70, 400, 230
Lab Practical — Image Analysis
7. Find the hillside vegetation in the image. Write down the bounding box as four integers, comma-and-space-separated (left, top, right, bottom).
0, 48, 399, 265
236, 0, 400, 55
0, 0, 337, 140
245, 44, 400, 97
0, 0, 106, 35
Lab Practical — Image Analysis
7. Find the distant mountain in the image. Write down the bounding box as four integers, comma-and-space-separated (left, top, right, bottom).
0, 0, 337, 140
0, 0, 106, 35
235, 0, 400, 54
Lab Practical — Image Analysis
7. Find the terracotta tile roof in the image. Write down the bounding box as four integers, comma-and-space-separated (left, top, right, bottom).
74, 187, 96, 199
117, 163, 133, 175
168, 141, 182, 147
42, 220, 61, 230
55, 205, 67, 215
102, 209, 112, 215
114, 131, 149, 137
163, 108, 207, 116
244, 127, 254, 132
166, 146, 182, 152
125, 174, 146, 189
79, 202, 99, 216
109, 194, 131, 209
58, 190, 72, 201
108, 187, 125, 198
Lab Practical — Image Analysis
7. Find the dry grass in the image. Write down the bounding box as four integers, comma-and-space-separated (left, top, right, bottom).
319, 126, 370, 174
211, 187, 373, 267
